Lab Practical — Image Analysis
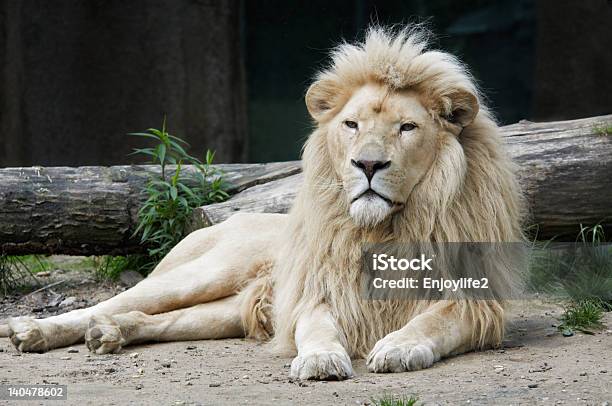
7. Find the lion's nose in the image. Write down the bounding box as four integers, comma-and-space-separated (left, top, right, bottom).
351, 159, 391, 182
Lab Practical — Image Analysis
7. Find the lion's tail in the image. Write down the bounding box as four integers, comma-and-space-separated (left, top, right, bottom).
238, 263, 275, 341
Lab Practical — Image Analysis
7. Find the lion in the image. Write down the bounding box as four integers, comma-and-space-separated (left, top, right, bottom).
0, 26, 524, 380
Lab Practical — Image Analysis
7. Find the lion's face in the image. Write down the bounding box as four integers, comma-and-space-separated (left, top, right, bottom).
323, 83, 443, 227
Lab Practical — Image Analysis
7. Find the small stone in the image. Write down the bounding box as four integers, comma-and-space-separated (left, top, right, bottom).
67, 347, 79, 353
528, 384, 538, 388
135, 384, 143, 390
579, 372, 587, 376
209, 383, 221, 387
186, 345, 196, 350
138, 368, 144, 374
129, 352, 139, 358
600, 370, 608, 374
60, 297, 77, 307
161, 362, 171, 368
105, 368, 116, 373
60, 356, 71, 360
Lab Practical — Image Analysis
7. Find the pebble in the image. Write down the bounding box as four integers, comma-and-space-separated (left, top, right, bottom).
129, 352, 139, 358
60, 356, 71, 360
209, 383, 221, 387
528, 384, 538, 388
161, 362, 171, 368
579, 372, 587, 376
135, 384, 143, 390
60, 297, 77, 307
186, 345, 196, 350
67, 347, 79, 353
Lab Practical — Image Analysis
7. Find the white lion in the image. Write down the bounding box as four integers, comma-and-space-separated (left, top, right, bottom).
1, 26, 524, 380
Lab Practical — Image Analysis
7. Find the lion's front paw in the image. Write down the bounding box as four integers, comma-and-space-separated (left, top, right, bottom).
290, 350, 354, 381
7, 317, 49, 353
367, 334, 438, 373
85, 315, 125, 354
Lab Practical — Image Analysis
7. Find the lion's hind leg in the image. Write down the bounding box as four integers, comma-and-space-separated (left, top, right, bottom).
85, 295, 245, 354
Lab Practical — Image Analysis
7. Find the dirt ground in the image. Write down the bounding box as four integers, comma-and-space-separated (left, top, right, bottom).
0, 265, 611, 405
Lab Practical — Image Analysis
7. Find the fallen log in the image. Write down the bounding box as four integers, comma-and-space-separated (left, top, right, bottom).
194, 114, 612, 240
0, 115, 610, 255
0, 162, 300, 255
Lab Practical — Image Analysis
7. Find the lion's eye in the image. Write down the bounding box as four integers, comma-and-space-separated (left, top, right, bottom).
400, 123, 417, 133
344, 120, 358, 130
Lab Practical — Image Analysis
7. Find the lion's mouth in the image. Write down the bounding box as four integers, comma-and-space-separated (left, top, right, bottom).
351, 189, 399, 207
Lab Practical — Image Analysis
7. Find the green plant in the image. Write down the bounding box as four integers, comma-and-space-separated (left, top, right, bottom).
593, 123, 612, 136
93, 255, 151, 281
558, 299, 605, 335
131, 119, 228, 269
0, 255, 44, 295
372, 394, 419, 406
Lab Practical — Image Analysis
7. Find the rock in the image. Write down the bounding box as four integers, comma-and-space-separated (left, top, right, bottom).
60, 356, 71, 360
67, 347, 79, 353
129, 352, 139, 358
186, 345, 196, 350
47, 294, 65, 308
161, 362, 171, 368
135, 384, 143, 390
562, 329, 574, 337
209, 383, 221, 387
579, 372, 587, 376
528, 384, 538, 388
60, 297, 77, 307
119, 271, 144, 288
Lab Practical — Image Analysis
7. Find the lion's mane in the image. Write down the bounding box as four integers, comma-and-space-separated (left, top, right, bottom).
264, 26, 524, 358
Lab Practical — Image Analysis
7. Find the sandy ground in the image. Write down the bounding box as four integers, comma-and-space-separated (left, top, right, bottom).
0, 268, 611, 405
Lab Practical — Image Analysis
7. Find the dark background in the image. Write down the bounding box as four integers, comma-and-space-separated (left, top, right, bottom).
1, 0, 611, 166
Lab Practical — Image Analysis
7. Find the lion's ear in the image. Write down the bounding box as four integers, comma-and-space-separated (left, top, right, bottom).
443, 88, 479, 127
305, 79, 343, 122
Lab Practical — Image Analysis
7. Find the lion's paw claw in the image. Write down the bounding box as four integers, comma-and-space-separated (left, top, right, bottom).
7, 317, 49, 353
367, 336, 437, 373
85, 315, 124, 354
290, 350, 353, 381
8, 317, 49, 352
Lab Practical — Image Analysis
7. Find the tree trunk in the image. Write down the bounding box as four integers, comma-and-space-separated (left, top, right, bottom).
0, 162, 300, 255
1, 115, 611, 255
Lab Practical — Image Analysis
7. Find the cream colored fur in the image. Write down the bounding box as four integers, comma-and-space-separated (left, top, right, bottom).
1, 26, 523, 381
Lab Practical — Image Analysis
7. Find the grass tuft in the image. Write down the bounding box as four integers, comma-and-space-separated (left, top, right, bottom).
371, 394, 419, 406
0, 255, 45, 295
593, 123, 612, 136
558, 299, 606, 335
